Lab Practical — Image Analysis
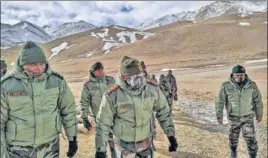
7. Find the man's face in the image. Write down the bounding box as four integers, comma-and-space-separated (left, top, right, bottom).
1, 68, 7, 76
22, 63, 46, 76
168, 70, 172, 75
233, 73, 246, 83
93, 69, 104, 78
125, 73, 145, 89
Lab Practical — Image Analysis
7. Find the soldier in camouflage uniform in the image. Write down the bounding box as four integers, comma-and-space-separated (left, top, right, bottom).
95, 56, 178, 158
151, 74, 157, 84
140, 61, 151, 80
166, 69, 178, 101
1, 59, 8, 79
215, 65, 263, 158
159, 74, 173, 113
0, 41, 78, 158
80, 62, 116, 158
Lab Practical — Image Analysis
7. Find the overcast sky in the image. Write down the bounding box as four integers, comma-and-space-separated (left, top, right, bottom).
1, 1, 213, 27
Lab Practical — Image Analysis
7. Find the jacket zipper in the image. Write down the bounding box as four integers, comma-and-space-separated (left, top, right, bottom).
30, 81, 37, 146
129, 94, 137, 153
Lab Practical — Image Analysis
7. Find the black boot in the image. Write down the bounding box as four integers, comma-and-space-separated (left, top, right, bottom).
249, 152, 257, 158
229, 146, 237, 158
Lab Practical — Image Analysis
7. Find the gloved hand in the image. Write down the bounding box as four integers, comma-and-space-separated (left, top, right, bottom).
169, 93, 173, 98
95, 152, 106, 158
168, 136, 178, 152
83, 118, 92, 131
217, 118, 223, 124
67, 136, 78, 157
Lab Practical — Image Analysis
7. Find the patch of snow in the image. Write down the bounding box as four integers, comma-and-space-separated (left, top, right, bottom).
11, 62, 14, 66
113, 26, 126, 30
1, 46, 10, 50
59, 59, 73, 63
204, 64, 225, 68
102, 36, 115, 42
104, 50, 110, 54
96, 28, 109, 38
66, 44, 76, 49
90, 32, 99, 38
21, 22, 28, 29
48, 42, 68, 60
264, 21, 267, 24
177, 68, 192, 70
161, 68, 178, 72
116, 31, 155, 43
161, 67, 193, 72
102, 42, 120, 51
245, 58, 267, 64
238, 22, 251, 26
86, 54, 93, 57
193, 21, 198, 23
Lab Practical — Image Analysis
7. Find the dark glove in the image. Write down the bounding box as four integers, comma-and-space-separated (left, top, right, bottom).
168, 136, 178, 152
174, 94, 178, 101
67, 136, 78, 157
95, 152, 106, 158
169, 93, 173, 98
83, 118, 92, 131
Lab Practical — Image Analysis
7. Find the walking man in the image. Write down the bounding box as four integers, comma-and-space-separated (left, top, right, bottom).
215, 65, 263, 158
1, 59, 8, 79
80, 62, 116, 158
166, 69, 178, 101
159, 74, 173, 113
95, 56, 178, 158
1, 41, 78, 158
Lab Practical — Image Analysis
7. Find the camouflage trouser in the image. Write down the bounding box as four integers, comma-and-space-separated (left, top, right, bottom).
108, 131, 117, 158
228, 115, 258, 154
167, 97, 173, 114
114, 137, 154, 158
6, 137, 59, 158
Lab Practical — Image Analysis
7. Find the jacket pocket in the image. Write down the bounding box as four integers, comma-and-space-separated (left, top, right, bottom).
113, 120, 122, 137
44, 87, 59, 110
6, 121, 17, 144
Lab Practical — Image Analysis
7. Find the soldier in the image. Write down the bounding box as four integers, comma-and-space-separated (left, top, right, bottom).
0, 41, 78, 158
140, 61, 151, 80
159, 74, 173, 113
151, 74, 157, 84
95, 56, 178, 158
1, 59, 8, 78
80, 62, 116, 158
215, 65, 263, 158
166, 69, 178, 101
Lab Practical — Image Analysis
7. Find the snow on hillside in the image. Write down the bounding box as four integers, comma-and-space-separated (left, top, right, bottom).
137, 1, 267, 30
1, 21, 52, 47
238, 22, 251, 26
47, 21, 96, 39
48, 42, 69, 60
90, 27, 154, 54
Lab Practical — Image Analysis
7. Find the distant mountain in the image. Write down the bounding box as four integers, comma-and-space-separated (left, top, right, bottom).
1, 23, 12, 29
1, 21, 52, 47
137, 1, 267, 30
46, 20, 97, 39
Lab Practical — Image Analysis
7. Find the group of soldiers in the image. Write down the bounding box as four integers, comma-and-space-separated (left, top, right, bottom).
0, 41, 263, 158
